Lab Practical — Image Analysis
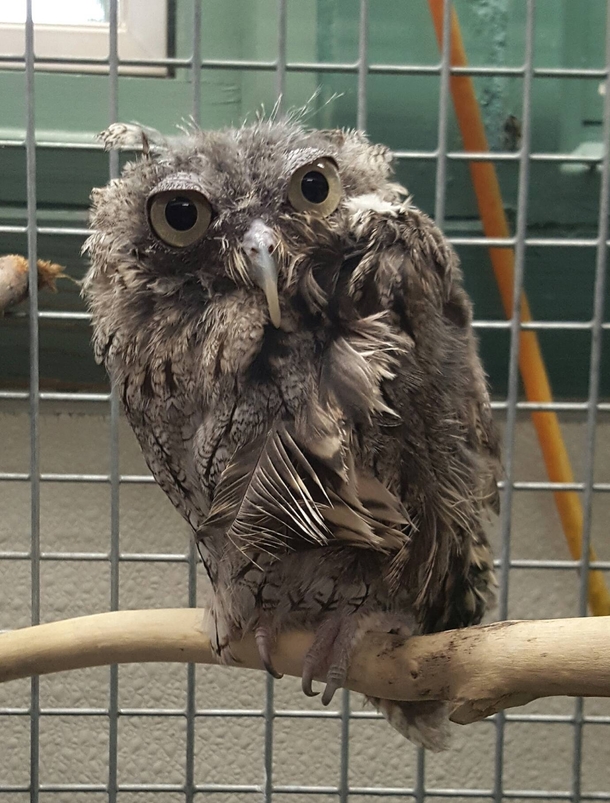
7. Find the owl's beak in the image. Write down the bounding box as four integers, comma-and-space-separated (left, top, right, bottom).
242, 219, 281, 328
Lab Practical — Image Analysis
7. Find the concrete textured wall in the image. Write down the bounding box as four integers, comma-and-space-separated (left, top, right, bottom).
0, 404, 609, 800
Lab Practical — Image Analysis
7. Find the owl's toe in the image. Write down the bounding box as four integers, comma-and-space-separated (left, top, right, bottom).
301, 614, 360, 704
255, 621, 283, 679
321, 674, 343, 706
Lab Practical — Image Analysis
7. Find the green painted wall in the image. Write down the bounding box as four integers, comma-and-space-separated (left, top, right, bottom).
0, 0, 608, 397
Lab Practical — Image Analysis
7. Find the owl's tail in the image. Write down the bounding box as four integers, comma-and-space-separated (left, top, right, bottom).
366, 696, 451, 751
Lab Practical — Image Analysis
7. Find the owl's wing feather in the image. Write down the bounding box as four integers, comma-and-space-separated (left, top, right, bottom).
197, 420, 407, 555
200, 423, 332, 550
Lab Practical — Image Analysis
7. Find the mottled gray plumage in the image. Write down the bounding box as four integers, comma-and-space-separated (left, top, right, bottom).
83, 118, 500, 750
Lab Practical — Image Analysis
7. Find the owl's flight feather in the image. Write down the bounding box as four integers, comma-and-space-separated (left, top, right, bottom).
84, 119, 500, 751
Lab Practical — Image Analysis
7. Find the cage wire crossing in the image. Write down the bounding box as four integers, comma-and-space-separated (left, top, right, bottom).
0, 0, 609, 800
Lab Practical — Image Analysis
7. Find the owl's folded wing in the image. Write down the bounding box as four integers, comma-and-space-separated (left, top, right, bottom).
196, 420, 408, 556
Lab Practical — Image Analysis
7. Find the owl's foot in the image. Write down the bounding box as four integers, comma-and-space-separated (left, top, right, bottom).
301, 614, 363, 705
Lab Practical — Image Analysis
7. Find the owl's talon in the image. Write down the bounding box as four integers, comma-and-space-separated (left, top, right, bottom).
301, 654, 320, 697
301, 671, 320, 697
255, 623, 283, 679
321, 680, 341, 706
301, 657, 321, 696
263, 658, 283, 680
321, 663, 347, 705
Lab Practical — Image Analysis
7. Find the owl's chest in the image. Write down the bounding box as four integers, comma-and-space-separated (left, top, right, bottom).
196, 320, 319, 489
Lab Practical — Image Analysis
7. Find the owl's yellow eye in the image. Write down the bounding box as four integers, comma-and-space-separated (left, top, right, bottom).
148, 190, 212, 248
287, 158, 341, 217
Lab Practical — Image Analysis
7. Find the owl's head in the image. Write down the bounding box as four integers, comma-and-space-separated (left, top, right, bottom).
85, 120, 406, 329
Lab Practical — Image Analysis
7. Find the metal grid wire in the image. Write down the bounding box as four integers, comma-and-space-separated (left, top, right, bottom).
0, 0, 609, 800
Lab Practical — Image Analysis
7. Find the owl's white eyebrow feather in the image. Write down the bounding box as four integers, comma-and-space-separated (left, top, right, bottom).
345, 194, 401, 215
283, 147, 330, 175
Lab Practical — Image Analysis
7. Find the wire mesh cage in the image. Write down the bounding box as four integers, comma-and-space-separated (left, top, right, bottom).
0, 0, 609, 800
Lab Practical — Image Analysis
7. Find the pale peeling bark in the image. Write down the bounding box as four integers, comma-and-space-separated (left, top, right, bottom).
0, 254, 66, 313
0, 610, 607, 724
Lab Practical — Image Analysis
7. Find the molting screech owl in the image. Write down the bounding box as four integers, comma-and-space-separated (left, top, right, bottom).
83, 119, 500, 750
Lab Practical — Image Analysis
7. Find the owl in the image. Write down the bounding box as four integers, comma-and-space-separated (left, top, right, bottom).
83, 118, 500, 751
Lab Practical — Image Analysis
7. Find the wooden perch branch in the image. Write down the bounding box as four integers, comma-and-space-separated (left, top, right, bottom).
0, 610, 608, 724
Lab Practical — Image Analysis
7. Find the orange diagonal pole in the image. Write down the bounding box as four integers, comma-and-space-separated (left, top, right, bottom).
428, 0, 610, 616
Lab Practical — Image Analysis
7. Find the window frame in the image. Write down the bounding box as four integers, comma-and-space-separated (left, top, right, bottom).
0, 0, 167, 75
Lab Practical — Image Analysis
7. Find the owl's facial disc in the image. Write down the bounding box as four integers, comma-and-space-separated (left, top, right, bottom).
241, 219, 281, 328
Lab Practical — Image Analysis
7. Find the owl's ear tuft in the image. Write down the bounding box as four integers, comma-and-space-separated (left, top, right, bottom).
319, 128, 349, 147
320, 127, 372, 146
320, 128, 393, 164
97, 123, 166, 157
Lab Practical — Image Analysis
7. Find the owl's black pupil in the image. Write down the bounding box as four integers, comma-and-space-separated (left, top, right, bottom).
165, 197, 198, 231
301, 171, 329, 204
